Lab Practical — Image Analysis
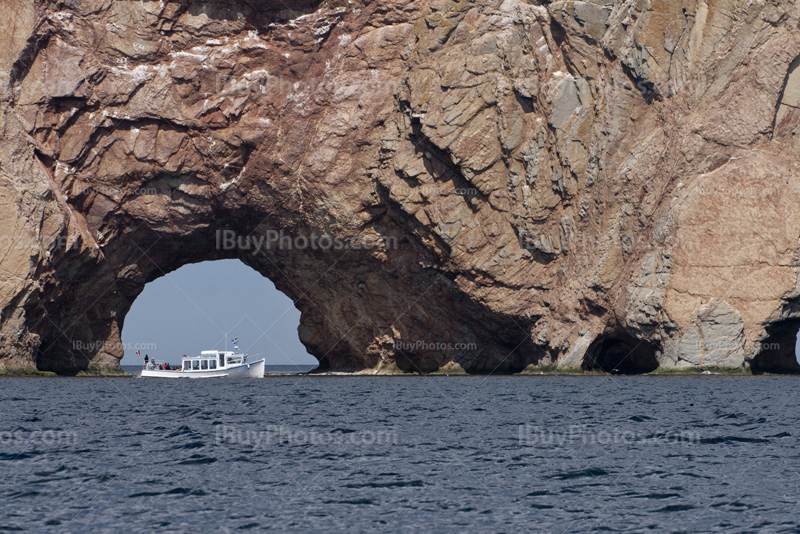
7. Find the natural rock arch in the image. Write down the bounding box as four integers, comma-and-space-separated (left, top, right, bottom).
25, 188, 541, 374
0, 0, 552, 374
3, 0, 800, 374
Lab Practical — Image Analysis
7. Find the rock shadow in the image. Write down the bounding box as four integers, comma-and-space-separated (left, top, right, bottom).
186, 0, 328, 27
749, 320, 800, 375
583, 331, 659, 375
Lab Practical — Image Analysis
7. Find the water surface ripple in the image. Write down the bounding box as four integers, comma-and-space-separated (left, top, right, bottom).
1, 376, 799, 532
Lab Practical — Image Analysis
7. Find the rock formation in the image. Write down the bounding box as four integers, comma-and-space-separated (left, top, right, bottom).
2, 0, 800, 374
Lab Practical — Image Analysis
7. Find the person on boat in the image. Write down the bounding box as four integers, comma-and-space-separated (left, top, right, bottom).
144, 354, 149, 365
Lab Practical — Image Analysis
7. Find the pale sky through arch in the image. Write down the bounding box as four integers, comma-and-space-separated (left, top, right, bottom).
120, 259, 318, 367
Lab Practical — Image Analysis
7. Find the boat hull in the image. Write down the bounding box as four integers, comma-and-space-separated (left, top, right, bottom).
140, 359, 265, 378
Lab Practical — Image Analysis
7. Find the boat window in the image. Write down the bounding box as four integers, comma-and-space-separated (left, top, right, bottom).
219, 354, 224, 367
183, 361, 190, 371
193, 360, 200, 370
210, 360, 217, 370
201, 360, 209, 370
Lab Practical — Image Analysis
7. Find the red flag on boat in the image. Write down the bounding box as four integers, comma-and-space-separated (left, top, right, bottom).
136, 350, 141, 356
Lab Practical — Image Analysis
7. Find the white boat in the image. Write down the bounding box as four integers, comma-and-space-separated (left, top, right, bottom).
141, 342, 264, 378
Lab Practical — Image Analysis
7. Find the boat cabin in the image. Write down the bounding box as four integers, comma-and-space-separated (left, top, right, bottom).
181, 350, 245, 372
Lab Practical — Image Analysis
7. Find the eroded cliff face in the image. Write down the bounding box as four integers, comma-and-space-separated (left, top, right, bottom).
2, 0, 800, 374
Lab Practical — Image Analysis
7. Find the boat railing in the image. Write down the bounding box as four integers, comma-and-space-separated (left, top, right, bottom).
144, 360, 175, 370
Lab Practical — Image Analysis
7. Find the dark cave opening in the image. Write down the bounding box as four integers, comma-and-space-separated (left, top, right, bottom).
185, 0, 328, 28
749, 320, 800, 375
583, 332, 659, 375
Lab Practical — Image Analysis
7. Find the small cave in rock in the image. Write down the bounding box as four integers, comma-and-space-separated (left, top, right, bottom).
394, 352, 442, 374
583, 331, 659, 375
749, 320, 800, 375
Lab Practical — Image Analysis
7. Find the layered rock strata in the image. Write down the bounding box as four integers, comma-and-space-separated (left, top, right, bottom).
2, 0, 800, 374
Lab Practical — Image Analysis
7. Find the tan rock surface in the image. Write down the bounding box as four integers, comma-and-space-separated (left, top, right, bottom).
1, 0, 800, 373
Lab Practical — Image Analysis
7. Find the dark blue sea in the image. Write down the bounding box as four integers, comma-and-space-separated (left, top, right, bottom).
1, 375, 799, 533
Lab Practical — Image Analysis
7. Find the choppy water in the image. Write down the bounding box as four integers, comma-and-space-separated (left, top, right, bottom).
1, 376, 800, 533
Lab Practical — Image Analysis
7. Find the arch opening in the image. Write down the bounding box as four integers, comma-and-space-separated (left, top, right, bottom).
119, 259, 317, 371
749, 320, 800, 375
583, 332, 659, 375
